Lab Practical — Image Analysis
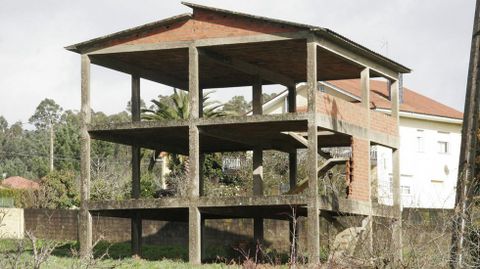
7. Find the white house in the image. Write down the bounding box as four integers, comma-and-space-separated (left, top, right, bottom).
262, 79, 463, 209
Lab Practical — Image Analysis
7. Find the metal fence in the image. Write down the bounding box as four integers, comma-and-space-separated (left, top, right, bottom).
0, 197, 14, 208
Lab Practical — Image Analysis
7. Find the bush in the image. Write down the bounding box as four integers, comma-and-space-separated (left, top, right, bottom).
0, 188, 36, 208
39, 170, 79, 209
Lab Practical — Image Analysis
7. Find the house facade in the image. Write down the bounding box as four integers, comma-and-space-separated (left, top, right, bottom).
263, 79, 462, 209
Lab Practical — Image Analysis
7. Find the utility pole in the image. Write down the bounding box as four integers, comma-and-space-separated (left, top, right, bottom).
49, 123, 54, 172
450, 0, 480, 267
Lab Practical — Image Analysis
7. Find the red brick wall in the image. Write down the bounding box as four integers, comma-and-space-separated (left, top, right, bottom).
370, 110, 398, 136
349, 138, 370, 201
316, 93, 367, 127
23, 209, 294, 252
107, 9, 299, 47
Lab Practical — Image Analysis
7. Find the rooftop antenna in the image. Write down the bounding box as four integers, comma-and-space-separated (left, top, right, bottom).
379, 38, 389, 56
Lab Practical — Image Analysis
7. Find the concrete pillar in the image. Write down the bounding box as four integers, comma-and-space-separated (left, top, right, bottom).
360, 68, 374, 254
199, 88, 204, 118
390, 80, 400, 119
289, 148, 298, 255
131, 75, 142, 256
189, 206, 201, 264
188, 45, 202, 264
252, 77, 263, 115
390, 79, 402, 263
252, 149, 264, 195
306, 37, 320, 264
79, 54, 92, 258
252, 77, 264, 244
361, 68, 370, 109
287, 85, 296, 113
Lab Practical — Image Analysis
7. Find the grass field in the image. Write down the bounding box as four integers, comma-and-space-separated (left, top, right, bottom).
0, 239, 291, 268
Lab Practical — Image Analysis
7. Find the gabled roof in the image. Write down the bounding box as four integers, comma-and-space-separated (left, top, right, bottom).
65, 2, 410, 74
2, 176, 40, 190
65, 13, 192, 53
326, 79, 463, 120
261, 80, 463, 121
181, 2, 410, 73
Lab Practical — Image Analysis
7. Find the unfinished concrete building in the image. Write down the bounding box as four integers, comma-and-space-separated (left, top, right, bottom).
66, 2, 410, 264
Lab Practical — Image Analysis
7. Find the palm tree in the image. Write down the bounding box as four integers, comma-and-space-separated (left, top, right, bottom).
141, 88, 225, 172
142, 88, 225, 121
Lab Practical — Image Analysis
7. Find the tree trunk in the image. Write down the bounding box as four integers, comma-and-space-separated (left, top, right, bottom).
450, 0, 480, 267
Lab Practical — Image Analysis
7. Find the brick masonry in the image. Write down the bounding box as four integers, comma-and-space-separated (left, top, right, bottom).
349, 138, 370, 201
24, 209, 300, 252
23, 208, 445, 257
316, 92, 397, 202
102, 9, 300, 48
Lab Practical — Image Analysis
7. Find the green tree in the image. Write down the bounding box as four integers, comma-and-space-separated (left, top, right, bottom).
39, 170, 79, 208
0, 116, 7, 134
142, 89, 226, 194
222, 95, 250, 115
142, 89, 225, 120
29, 99, 63, 172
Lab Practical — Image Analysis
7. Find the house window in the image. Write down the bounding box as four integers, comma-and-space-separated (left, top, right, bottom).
438, 141, 449, 154
401, 186, 411, 195
417, 136, 424, 152
416, 129, 424, 153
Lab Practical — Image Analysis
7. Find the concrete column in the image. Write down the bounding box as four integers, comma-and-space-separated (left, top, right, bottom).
361, 68, 374, 254
390, 80, 400, 119
287, 85, 296, 113
253, 148, 264, 243
252, 77, 264, 244
131, 75, 142, 256
390, 79, 402, 263
306, 37, 320, 264
360, 68, 370, 109
189, 206, 201, 264
252, 77, 263, 115
188, 45, 201, 264
199, 88, 204, 118
287, 81, 299, 251
79, 54, 92, 258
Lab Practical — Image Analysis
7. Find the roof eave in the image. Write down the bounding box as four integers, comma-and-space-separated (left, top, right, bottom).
313, 29, 411, 74
65, 13, 192, 54
182, 2, 411, 74
375, 108, 463, 124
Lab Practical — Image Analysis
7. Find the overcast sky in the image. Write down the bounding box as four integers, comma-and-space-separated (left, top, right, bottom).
0, 0, 475, 126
